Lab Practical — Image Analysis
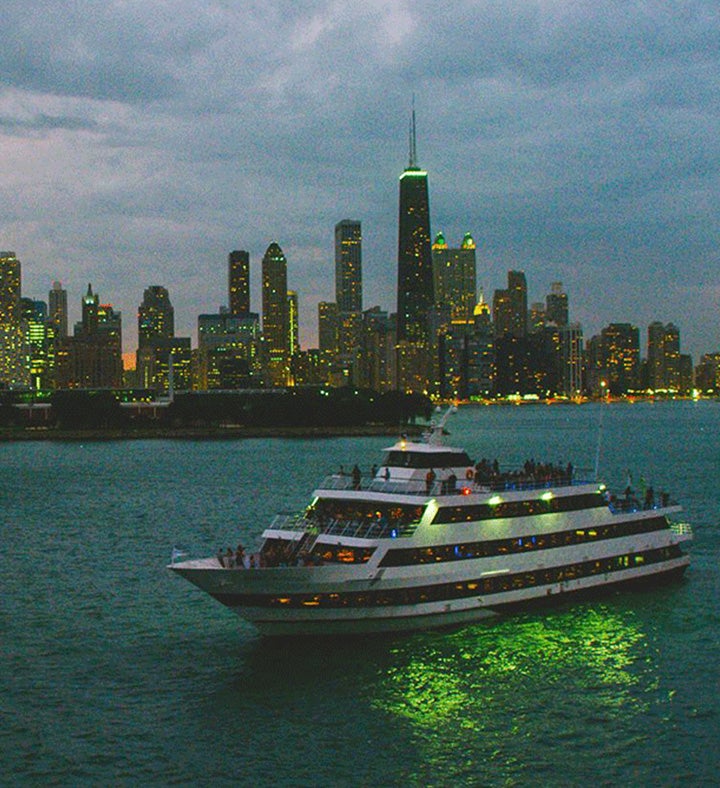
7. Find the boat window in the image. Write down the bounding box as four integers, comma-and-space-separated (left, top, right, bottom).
309, 498, 425, 527
226, 544, 684, 609
382, 450, 472, 469
431, 492, 605, 524
379, 516, 669, 567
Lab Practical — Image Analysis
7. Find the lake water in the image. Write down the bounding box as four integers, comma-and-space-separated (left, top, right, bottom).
2, 400, 718, 785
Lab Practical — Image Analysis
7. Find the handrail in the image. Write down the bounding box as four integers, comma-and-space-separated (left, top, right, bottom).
268, 513, 417, 540
318, 473, 586, 497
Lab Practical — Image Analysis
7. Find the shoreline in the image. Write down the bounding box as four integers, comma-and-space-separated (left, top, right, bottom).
0, 423, 422, 442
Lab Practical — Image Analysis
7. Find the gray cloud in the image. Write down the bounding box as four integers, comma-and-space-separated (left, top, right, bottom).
2, 1, 720, 359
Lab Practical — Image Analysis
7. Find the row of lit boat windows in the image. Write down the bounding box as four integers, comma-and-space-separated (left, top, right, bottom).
217, 546, 683, 609
378, 516, 669, 567
431, 492, 605, 524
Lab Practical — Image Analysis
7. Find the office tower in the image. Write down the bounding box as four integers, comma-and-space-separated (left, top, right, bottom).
0, 252, 26, 387
559, 324, 584, 397
508, 270, 527, 337
335, 221, 362, 313
396, 110, 433, 343
355, 307, 393, 391
287, 290, 299, 355
138, 286, 174, 348
600, 323, 640, 395
493, 271, 527, 339
647, 322, 680, 392
48, 281, 68, 339
0, 252, 23, 384
262, 242, 290, 385
528, 303, 545, 334
467, 295, 495, 397
432, 232, 477, 324
56, 284, 122, 388
136, 286, 181, 392
546, 282, 569, 327
21, 298, 54, 390
197, 311, 261, 389
262, 243, 289, 352
228, 250, 250, 316
318, 301, 339, 355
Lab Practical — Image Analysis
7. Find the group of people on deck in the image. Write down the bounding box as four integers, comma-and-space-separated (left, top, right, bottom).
472, 457, 573, 489
217, 544, 263, 569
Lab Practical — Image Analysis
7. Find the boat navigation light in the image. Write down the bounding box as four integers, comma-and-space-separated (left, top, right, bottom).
541, 491, 554, 502
489, 495, 502, 506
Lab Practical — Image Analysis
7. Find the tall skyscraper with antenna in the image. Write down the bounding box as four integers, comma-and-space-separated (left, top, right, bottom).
396, 108, 433, 344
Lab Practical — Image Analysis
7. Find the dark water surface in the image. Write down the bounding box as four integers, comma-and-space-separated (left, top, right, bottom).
2, 401, 718, 785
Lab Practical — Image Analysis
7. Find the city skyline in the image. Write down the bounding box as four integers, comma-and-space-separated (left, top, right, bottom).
2, 3, 719, 360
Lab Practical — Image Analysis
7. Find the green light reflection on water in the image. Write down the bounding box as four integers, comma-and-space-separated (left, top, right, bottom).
371, 605, 660, 779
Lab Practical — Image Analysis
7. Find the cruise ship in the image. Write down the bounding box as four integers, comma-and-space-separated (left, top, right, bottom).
169, 410, 692, 636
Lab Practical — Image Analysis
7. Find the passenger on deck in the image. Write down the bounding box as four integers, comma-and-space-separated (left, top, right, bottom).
426, 468, 436, 493
447, 472, 457, 493
217, 549, 226, 568
352, 465, 361, 490
225, 547, 234, 568
235, 544, 245, 568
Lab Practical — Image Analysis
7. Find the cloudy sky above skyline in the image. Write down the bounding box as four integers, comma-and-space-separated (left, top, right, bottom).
2, 1, 720, 359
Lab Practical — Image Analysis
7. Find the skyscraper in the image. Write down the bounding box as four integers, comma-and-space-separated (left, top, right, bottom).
0, 252, 26, 387
493, 270, 527, 338
287, 290, 299, 355
335, 220, 362, 313
262, 242, 290, 385
431, 232, 477, 324
56, 284, 122, 388
48, 281, 68, 340
396, 110, 433, 343
228, 250, 250, 316
138, 286, 174, 348
647, 321, 680, 392
546, 282, 569, 327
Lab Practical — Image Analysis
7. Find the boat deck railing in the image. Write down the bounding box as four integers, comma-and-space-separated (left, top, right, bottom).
269, 512, 415, 540
318, 473, 583, 497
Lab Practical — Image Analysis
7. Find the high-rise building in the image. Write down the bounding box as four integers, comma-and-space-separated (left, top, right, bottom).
432, 232, 477, 325
546, 282, 569, 327
396, 110, 433, 344
600, 323, 640, 395
48, 281, 68, 340
0, 252, 25, 387
56, 284, 123, 388
136, 286, 183, 392
262, 242, 290, 386
335, 220, 362, 313
138, 286, 174, 349
21, 298, 54, 390
493, 271, 527, 339
228, 250, 250, 316
262, 243, 289, 353
287, 290, 299, 356
197, 311, 260, 389
647, 321, 681, 393
318, 301, 339, 355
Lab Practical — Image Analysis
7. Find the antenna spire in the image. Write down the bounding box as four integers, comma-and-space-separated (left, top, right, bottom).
408, 96, 418, 168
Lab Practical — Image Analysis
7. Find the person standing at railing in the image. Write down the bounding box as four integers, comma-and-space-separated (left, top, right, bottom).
352, 465, 361, 490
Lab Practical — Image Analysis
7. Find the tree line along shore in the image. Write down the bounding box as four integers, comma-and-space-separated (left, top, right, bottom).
0, 388, 432, 441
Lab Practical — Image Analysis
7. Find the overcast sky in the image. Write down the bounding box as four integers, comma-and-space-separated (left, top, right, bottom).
3, 1, 719, 360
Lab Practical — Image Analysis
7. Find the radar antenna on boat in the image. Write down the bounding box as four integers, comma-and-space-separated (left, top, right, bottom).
424, 405, 458, 445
